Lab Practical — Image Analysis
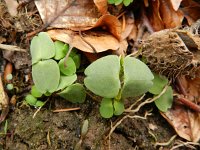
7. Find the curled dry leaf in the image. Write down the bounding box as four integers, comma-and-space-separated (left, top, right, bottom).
93, 0, 108, 15
145, 0, 164, 31
47, 30, 120, 53
159, 0, 184, 28
121, 14, 135, 40
161, 104, 200, 142
34, 0, 101, 30
4, 0, 18, 17
178, 76, 200, 103
181, 1, 200, 25
0, 75, 9, 124
169, 0, 182, 11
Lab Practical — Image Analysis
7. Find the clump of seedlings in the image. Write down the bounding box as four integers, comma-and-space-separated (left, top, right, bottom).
25, 32, 86, 107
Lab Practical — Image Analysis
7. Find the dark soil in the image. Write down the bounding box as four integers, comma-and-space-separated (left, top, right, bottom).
0, 97, 177, 150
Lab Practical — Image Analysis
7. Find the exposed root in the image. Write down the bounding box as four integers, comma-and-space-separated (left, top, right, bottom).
170, 140, 200, 150
105, 83, 170, 149
154, 135, 177, 147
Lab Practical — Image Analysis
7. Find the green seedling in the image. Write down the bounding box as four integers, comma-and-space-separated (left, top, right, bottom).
84, 55, 154, 118
6, 74, 13, 81
31, 85, 43, 98
108, 0, 134, 6
59, 57, 76, 76
148, 73, 173, 112
54, 41, 69, 60
58, 83, 86, 103
30, 32, 86, 106
6, 83, 13, 90
31, 32, 55, 64
25, 94, 37, 106
35, 100, 45, 107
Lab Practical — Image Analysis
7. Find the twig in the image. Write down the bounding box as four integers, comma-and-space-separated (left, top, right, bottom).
170, 141, 200, 150
64, 45, 73, 68
0, 44, 26, 52
175, 97, 200, 112
78, 30, 97, 53
52, 107, 81, 112
27, 0, 76, 38
155, 135, 177, 147
125, 83, 169, 113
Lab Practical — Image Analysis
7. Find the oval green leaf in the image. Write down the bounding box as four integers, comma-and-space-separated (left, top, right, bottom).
122, 57, 154, 98
113, 100, 124, 115
54, 41, 69, 60
25, 94, 37, 106
99, 98, 114, 118
84, 55, 121, 98
148, 73, 168, 95
56, 74, 77, 91
31, 32, 55, 64
59, 57, 76, 76
31, 85, 43, 98
32, 59, 60, 94
58, 83, 86, 103
155, 86, 173, 112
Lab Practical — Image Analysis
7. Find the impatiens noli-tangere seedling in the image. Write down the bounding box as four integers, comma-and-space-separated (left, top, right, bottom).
27, 32, 86, 106
148, 73, 173, 112
84, 55, 154, 118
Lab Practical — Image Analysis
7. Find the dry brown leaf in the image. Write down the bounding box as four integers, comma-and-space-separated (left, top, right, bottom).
0, 75, 9, 124
181, 2, 200, 25
121, 15, 135, 40
145, 0, 164, 31
4, 0, 18, 17
161, 104, 200, 142
159, 0, 184, 28
169, 0, 182, 11
94, 14, 122, 40
93, 0, 108, 15
34, 0, 101, 30
178, 76, 200, 102
47, 29, 120, 53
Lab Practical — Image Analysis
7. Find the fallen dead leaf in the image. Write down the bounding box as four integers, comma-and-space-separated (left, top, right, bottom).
161, 104, 200, 142
169, 0, 182, 11
47, 29, 120, 53
4, 0, 18, 17
121, 14, 135, 40
181, 1, 200, 25
93, 0, 108, 15
0, 75, 9, 124
159, 0, 184, 29
145, 0, 164, 31
34, 0, 101, 30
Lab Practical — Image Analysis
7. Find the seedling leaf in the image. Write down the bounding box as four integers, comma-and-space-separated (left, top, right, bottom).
25, 94, 37, 106
148, 73, 168, 95
31, 85, 43, 98
31, 32, 55, 64
35, 100, 45, 107
58, 83, 86, 103
113, 100, 124, 115
122, 57, 154, 98
84, 55, 121, 98
99, 98, 113, 118
54, 41, 69, 60
59, 57, 76, 76
155, 86, 173, 112
56, 74, 77, 91
32, 59, 60, 94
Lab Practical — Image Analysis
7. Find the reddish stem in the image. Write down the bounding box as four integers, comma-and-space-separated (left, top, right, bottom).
176, 97, 200, 113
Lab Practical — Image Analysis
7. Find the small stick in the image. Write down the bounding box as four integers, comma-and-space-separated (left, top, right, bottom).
176, 97, 200, 113
0, 44, 26, 52
53, 107, 81, 112
79, 30, 97, 53
155, 135, 177, 147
